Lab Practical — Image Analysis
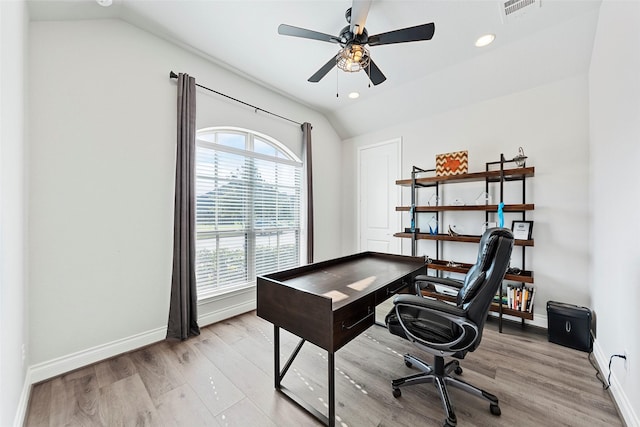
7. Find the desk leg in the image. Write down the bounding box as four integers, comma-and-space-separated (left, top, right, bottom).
274, 325, 281, 390
328, 351, 335, 427
272, 325, 334, 427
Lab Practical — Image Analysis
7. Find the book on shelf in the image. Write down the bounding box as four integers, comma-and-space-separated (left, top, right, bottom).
497, 284, 535, 313
493, 294, 508, 305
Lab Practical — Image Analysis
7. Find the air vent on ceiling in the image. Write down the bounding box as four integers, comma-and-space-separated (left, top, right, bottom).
499, 0, 541, 23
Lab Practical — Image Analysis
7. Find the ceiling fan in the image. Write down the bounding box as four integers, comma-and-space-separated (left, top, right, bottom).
277, 0, 435, 86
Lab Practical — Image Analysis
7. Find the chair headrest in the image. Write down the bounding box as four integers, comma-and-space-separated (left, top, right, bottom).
476, 228, 513, 271
457, 228, 514, 306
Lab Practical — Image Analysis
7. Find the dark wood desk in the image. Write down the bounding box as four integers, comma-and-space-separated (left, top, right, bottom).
257, 252, 426, 427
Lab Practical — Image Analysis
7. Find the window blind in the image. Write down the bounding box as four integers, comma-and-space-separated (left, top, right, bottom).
195, 129, 302, 297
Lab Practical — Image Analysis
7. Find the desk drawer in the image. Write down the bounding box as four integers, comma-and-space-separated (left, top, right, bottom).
374, 273, 414, 304
333, 295, 375, 351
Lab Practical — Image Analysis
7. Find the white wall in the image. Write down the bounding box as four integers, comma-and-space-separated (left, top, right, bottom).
28, 19, 341, 378
342, 74, 591, 326
589, 1, 640, 425
0, 1, 28, 426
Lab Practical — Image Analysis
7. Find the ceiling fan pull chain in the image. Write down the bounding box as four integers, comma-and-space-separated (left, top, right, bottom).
336, 65, 339, 97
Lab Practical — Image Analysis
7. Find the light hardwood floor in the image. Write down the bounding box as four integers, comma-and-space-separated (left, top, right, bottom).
25, 309, 622, 426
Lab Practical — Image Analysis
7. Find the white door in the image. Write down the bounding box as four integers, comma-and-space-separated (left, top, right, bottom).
358, 139, 401, 254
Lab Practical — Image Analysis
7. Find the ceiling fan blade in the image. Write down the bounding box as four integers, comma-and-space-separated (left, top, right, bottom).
364, 59, 386, 85
308, 55, 338, 83
350, 0, 372, 35
278, 24, 339, 43
368, 23, 435, 46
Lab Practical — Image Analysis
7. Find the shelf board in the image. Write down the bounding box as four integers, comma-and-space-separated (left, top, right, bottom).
421, 291, 534, 320
395, 203, 535, 212
491, 304, 534, 320
393, 232, 534, 247
425, 259, 534, 283
396, 166, 535, 187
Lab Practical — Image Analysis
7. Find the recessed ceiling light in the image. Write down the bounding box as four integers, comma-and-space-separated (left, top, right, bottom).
348, 92, 360, 99
475, 34, 495, 47
96, 0, 113, 7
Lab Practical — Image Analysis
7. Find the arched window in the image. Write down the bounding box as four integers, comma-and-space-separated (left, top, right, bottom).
195, 127, 303, 298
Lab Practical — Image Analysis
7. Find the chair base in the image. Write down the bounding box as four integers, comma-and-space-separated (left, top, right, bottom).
391, 354, 501, 427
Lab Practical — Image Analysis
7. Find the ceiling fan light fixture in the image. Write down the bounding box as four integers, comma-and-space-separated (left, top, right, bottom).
475, 33, 495, 47
337, 45, 370, 73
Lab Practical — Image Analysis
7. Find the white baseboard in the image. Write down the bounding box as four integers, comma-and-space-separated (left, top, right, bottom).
29, 326, 167, 384
488, 310, 548, 329
198, 299, 256, 327
13, 369, 32, 427
592, 339, 640, 427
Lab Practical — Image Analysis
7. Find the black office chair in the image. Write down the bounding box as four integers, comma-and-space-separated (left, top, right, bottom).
385, 228, 514, 427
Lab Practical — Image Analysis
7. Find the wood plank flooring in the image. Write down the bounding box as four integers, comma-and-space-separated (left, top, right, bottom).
25, 309, 623, 427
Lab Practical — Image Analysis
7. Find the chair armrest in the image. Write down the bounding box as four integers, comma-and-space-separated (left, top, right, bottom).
393, 294, 466, 318
391, 294, 477, 353
414, 275, 463, 289
414, 274, 463, 296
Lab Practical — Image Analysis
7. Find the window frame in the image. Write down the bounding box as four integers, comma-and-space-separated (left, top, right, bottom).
194, 127, 303, 301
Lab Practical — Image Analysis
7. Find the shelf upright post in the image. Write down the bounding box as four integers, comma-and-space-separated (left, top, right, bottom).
499, 154, 506, 332
485, 161, 490, 225
408, 166, 432, 259
520, 158, 527, 328
435, 177, 440, 262
410, 167, 417, 257
521, 155, 527, 268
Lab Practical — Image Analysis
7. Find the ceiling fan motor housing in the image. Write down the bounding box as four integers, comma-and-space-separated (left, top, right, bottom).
338, 25, 368, 47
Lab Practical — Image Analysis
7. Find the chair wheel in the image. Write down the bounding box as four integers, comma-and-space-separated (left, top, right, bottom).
490, 404, 501, 416
454, 366, 463, 375
392, 388, 401, 398
405, 360, 413, 368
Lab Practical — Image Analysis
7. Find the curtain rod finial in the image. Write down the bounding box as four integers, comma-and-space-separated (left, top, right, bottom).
169, 71, 178, 79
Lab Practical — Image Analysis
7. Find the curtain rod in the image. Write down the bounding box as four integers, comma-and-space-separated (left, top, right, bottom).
169, 71, 302, 126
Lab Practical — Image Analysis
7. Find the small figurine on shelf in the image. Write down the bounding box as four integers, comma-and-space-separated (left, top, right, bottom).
409, 205, 416, 232
427, 216, 438, 235
448, 225, 464, 236
512, 147, 527, 167
404, 205, 420, 233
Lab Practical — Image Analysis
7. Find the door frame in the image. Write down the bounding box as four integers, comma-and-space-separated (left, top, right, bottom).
356, 138, 402, 254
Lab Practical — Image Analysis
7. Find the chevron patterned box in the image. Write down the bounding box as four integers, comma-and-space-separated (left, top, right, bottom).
436, 150, 468, 176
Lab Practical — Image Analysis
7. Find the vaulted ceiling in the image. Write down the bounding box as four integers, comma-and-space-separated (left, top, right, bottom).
28, 0, 602, 139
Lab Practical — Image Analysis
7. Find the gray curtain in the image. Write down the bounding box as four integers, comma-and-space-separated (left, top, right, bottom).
302, 122, 314, 264
167, 73, 200, 340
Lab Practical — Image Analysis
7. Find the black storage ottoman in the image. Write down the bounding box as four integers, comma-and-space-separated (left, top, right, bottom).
547, 301, 594, 352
